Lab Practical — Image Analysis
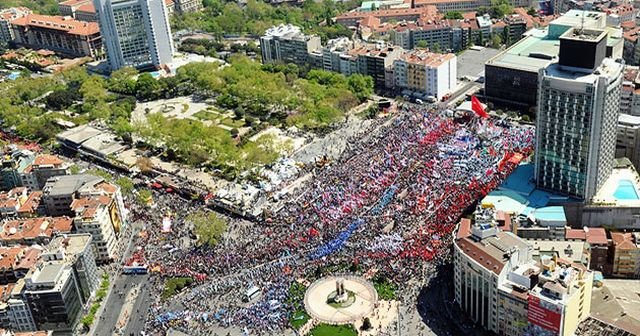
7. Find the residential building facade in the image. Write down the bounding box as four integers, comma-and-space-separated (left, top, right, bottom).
0, 8, 31, 44
393, 49, 456, 100
22, 263, 83, 332
9, 14, 103, 59
610, 232, 640, 278
260, 24, 322, 68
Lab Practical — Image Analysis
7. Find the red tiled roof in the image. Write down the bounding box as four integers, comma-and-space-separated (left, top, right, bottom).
18, 191, 42, 214
457, 218, 471, 239
59, 0, 90, 6
76, 3, 96, 14
456, 237, 505, 275
611, 232, 638, 250
33, 154, 64, 167
15, 247, 41, 270
0, 217, 72, 242
11, 14, 100, 36
585, 227, 608, 245
565, 228, 586, 240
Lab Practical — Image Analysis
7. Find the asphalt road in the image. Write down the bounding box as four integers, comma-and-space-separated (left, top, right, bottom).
94, 274, 149, 335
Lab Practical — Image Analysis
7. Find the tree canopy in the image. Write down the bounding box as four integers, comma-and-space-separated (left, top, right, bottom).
171, 0, 357, 41
443, 11, 463, 19
187, 210, 228, 247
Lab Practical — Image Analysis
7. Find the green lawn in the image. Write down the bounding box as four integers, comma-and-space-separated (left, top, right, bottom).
290, 309, 310, 329
373, 278, 397, 300
310, 323, 358, 336
220, 118, 245, 128
193, 110, 221, 121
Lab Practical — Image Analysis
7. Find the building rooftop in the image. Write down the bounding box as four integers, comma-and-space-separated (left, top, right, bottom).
44, 233, 91, 264
0, 7, 31, 22
30, 263, 63, 285
70, 194, 111, 219
56, 124, 102, 146
80, 132, 127, 157
42, 174, 103, 197
33, 154, 64, 168
588, 280, 640, 335
75, 3, 96, 13
397, 49, 455, 67
10, 14, 99, 36
486, 31, 559, 73
0, 217, 72, 242
611, 232, 638, 250
336, 6, 436, 22
58, 0, 91, 6
527, 239, 588, 265
455, 230, 529, 275
487, 9, 621, 74
618, 113, 640, 126
544, 57, 622, 83
18, 191, 42, 215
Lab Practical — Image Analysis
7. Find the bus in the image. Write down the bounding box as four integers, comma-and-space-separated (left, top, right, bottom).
243, 285, 261, 302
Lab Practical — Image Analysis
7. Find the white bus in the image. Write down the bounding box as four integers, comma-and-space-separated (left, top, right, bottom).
243, 285, 261, 302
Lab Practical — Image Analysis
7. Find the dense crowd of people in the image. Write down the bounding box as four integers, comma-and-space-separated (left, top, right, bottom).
133, 105, 534, 335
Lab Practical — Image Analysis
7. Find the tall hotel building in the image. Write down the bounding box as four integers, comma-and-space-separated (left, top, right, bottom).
93, 0, 174, 71
535, 28, 623, 200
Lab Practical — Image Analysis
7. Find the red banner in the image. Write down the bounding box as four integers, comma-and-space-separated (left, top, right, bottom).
528, 295, 562, 334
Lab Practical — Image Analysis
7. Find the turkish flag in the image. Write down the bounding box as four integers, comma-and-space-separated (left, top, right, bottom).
471, 96, 489, 118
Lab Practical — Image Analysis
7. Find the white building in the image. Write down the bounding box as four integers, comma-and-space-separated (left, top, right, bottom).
93, 0, 174, 71
260, 24, 322, 67
43, 234, 100, 303
454, 207, 593, 336
393, 49, 457, 100
535, 28, 624, 200
453, 210, 532, 333
616, 113, 640, 170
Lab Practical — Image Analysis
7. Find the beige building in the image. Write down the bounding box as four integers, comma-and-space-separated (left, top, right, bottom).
610, 232, 640, 278
70, 181, 125, 263
393, 48, 457, 100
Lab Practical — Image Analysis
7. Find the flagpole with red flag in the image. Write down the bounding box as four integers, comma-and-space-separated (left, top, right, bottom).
471, 95, 489, 118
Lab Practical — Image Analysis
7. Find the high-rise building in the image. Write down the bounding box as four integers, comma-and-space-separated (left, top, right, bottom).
93, 0, 174, 71
535, 27, 623, 200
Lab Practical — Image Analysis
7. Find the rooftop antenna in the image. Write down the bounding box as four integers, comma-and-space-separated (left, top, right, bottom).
578, 10, 585, 34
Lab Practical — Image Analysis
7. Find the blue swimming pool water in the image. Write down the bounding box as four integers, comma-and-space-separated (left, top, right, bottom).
613, 179, 639, 200
7, 72, 20, 80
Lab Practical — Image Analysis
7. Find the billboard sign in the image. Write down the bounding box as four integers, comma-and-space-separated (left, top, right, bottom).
528, 295, 562, 335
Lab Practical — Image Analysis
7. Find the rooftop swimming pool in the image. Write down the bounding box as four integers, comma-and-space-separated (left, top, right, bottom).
613, 179, 639, 200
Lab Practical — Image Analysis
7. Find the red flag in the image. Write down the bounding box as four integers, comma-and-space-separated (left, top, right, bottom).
471, 96, 488, 118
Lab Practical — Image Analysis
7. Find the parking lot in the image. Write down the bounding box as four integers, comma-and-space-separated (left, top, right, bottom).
457, 47, 502, 79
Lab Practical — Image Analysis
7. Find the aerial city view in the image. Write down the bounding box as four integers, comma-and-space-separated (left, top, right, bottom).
0, 0, 638, 335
